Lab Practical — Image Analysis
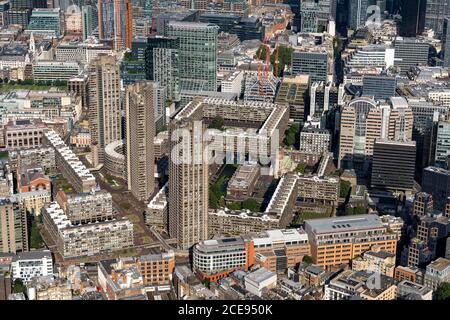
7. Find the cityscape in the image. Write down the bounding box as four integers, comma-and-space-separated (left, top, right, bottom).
0, 0, 450, 305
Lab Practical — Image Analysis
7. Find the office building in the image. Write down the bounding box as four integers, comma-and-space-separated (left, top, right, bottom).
88, 55, 122, 165
309, 81, 339, 117
26, 8, 62, 37
300, 0, 331, 33
348, 0, 369, 30
98, 0, 133, 50
144, 35, 180, 102
422, 166, 450, 212
252, 228, 310, 274
435, 121, 450, 167
125, 81, 156, 201
193, 237, 254, 281
244, 268, 277, 297
0, 200, 28, 253
165, 21, 218, 92
81, 5, 93, 40
371, 139, 416, 192
304, 215, 398, 269
362, 75, 397, 101
276, 75, 310, 123
339, 97, 413, 177
299, 127, 331, 154
138, 251, 175, 286
32, 61, 81, 82
292, 51, 329, 83
399, 0, 426, 37
425, 0, 450, 38
394, 37, 430, 75
11, 250, 53, 283
444, 17, 450, 68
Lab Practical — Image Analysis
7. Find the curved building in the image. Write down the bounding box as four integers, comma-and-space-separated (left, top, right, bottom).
104, 139, 126, 179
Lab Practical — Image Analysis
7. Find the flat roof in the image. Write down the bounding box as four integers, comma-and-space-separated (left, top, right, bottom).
305, 214, 385, 234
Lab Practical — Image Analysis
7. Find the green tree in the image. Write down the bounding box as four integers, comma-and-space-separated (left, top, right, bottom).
242, 198, 261, 212
13, 279, 27, 295
284, 123, 299, 147
339, 180, 351, 198
302, 255, 314, 264
436, 283, 450, 300
209, 116, 225, 131
353, 206, 367, 215
30, 220, 44, 249
227, 201, 242, 210
295, 163, 307, 174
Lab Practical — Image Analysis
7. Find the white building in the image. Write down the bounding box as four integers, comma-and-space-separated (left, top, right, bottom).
244, 267, 277, 297
11, 250, 53, 283
221, 70, 244, 96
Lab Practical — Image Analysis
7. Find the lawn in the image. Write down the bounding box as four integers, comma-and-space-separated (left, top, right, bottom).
0, 151, 8, 159
125, 214, 141, 224
53, 176, 74, 193
0, 83, 66, 92
133, 224, 144, 235
298, 210, 332, 223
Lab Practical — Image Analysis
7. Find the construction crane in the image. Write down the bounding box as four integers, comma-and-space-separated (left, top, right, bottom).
258, 37, 271, 98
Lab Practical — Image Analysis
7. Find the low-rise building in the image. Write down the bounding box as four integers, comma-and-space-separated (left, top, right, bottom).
252, 228, 310, 274
138, 251, 175, 286
193, 237, 254, 282
324, 270, 396, 300
3, 119, 46, 151
351, 245, 396, 277
424, 257, 450, 291
27, 276, 72, 300
297, 175, 339, 206
11, 250, 53, 283
394, 265, 424, 284
145, 183, 168, 230
244, 267, 277, 297
396, 280, 432, 300
226, 163, 260, 201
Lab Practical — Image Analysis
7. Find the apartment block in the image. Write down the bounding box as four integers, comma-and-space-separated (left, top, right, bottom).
43, 130, 96, 193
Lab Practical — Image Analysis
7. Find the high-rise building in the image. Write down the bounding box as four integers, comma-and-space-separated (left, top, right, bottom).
26, 8, 62, 37
309, 81, 339, 117
98, 0, 133, 50
165, 21, 218, 92
362, 75, 397, 101
300, 0, 331, 33
131, 0, 152, 37
144, 36, 180, 102
371, 139, 416, 193
88, 55, 122, 165
435, 121, 450, 167
399, 0, 426, 37
348, 0, 370, 30
292, 51, 329, 84
394, 37, 430, 75
81, 4, 93, 40
443, 17, 450, 68
275, 75, 310, 123
168, 101, 209, 250
413, 192, 433, 217
125, 81, 156, 202
338, 97, 413, 177
0, 199, 28, 254
425, 0, 450, 38
422, 166, 450, 212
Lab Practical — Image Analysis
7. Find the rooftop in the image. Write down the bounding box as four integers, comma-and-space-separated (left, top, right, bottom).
305, 214, 385, 235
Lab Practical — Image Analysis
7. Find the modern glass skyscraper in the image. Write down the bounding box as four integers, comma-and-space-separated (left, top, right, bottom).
443, 17, 450, 68
425, 0, 450, 38
348, 0, 369, 30
165, 21, 218, 92
81, 4, 93, 40
399, 0, 426, 37
98, 0, 133, 49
